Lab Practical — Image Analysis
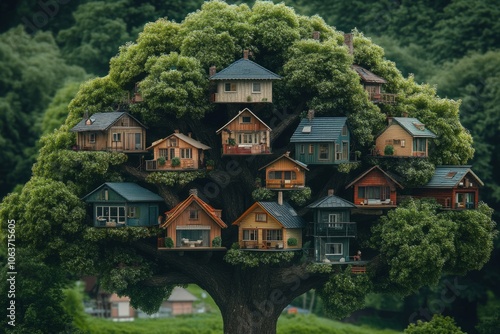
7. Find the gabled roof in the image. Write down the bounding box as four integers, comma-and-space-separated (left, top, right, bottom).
421, 165, 484, 188
216, 108, 271, 134
290, 117, 348, 143
345, 165, 404, 189
258, 154, 309, 171
71, 112, 147, 132
307, 194, 356, 209
83, 182, 164, 202
167, 287, 198, 302
389, 117, 437, 138
232, 202, 305, 229
147, 132, 210, 150
162, 194, 227, 229
210, 58, 281, 81
352, 65, 387, 84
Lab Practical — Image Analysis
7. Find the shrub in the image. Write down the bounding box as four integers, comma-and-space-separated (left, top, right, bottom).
165, 237, 174, 248
384, 145, 394, 155
158, 156, 166, 166
287, 238, 298, 246
212, 236, 222, 247
171, 157, 181, 167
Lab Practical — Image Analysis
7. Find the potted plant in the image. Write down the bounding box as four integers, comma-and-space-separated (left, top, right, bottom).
212, 236, 222, 247
287, 237, 298, 247
228, 138, 236, 146
171, 156, 181, 167
206, 159, 215, 171
165, 237, 174, 248
384, 145, 394, 156
158, 156, 166, 166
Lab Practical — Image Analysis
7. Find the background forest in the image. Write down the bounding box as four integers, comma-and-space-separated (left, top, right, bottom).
0, 0, 499, 333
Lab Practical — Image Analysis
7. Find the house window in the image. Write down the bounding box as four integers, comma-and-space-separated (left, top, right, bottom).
342, 125, 348, 136
96, 206, 126, 223
328, 214, 342, 229
128, 207, 138, 218
89, 133, 96, 143
240, 116, 252, 123
268, 171, 296, 181
335, 143, 341, 160
342, 141, 348, 160
265, 229, 283, 241
300, 144, 305, 154
309, 144, 314, 155
393, 139, 401, 145
181, 148, 192, 159
243, 229, 258, 241
252, 82, 261, 93
400, 140, 406, 148
112, 133, 121, 142
319, 144, 329, 160
224, 82, 237, 92
255, 213, 267, 222
169, 138, 177, 147
358, 186, 390, 200
189, 209, 199, 220
159, 149, 168, 158
325, 243, 343, 255
456, 193, 475, 209
413, 138, 426, 152
239, 133, 258, 144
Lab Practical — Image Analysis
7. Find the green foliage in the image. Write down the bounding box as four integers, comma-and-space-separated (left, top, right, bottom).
384, 145, 394, 156
124, 285, 174, 315
224, 249, 296, 268
252, 187, 275, 202
318, 267, 373, 319
337, 161, 362, 174
289, 187, 311, 206
62, 282, 91, 332
157, 156, 166, 166
404, 314, 465, 334
212, 236, 222, 247
287, 238, 298, 246
146, 171, 206, 187
165, 237, 174, 248
171, 156, 181, 167
392, 159, 435, 187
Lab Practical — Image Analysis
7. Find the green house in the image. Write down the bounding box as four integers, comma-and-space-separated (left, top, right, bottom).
307, 190, 357, 262
290, 116, 350, 165
83, 182, 164, 227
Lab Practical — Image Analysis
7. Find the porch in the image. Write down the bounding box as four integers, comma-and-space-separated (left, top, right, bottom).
311, 222, 357, 238
145, 159, 197, 171
368, 92, 397, 104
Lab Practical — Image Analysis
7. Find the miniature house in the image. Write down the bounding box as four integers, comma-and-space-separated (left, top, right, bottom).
83, 182, 164, 227
352, 65, 396, 104
216, 108, 271, 155
160, 190, 227, 248
71, 111, 147, 152
375, 117, 437, 157
146, 131, 210, 171
232, 197, 305, 250
307, 190, 357, 262
258, 152, 308, 189
290, 115, 350, 165
109, 294, 135, 321
345, 166, 403, 208
163, 287, 198, 316
411, 166, 483, 209
209, 50, 281, 103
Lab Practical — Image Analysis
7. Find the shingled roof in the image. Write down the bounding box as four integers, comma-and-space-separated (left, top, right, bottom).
71, 112, 146, 132
290, 117, 348, 143
83, 182, 163, 202
210, 58, 282, 81
390, 117, 437, 138
352, 65, 387, 84
307, 193, 356, 209
422, 166, 484, 188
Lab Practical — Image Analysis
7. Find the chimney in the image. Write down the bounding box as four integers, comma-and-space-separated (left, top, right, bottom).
328, 189, 334, 196
209, 66, 216, 76
312, 31, 320, 40
243, 49, 249, 60
307, 110, 315, 121
277, 191, 283, 205
387, 117, 393, 125
285, 151, 290, 157
189, 189, 198, 197
174, 129, 180, 133
402, 112, 409, 118
188, 132, 192, 138
344, 33, 354, 55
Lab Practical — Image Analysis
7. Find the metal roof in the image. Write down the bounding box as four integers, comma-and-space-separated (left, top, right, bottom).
391, 117, 437, 138
210, 58, 281, 81
258, 202, 306, 228
290, 117, 348, 143
352, 65, 387, 84
70, 112, 146, 132
423, 166, 484, 188
83, 182, 164, 202
307, 194, 356, 209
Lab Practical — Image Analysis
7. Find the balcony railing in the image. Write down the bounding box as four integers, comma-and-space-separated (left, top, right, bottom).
146, 159, 196, 171
222, 144, 271, 155
368, 92, 397, 104
310, 222, 357, 237
266, 179, 305, 189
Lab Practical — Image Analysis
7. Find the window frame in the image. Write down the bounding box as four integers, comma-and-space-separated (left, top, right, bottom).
255, 213, 267, 222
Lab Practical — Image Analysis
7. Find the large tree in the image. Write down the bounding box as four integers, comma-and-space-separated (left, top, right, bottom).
0, 1, 496, 333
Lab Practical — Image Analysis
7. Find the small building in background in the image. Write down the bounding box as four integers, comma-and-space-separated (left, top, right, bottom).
109, 293, 135, 322
352, 65, 396, 104
164, 287, 199, 316
258, 152, 308, 190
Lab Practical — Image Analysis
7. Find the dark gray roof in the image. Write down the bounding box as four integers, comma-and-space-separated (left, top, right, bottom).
210, 58, 281, 80
307, 194, 356, 209
84, 182, 164, 202
391, 117, 437, 138
352, 65, 387, 84
258, 202, 305, 228
71, 112, 146, 132
423, 166, 484, 188
290, 117, 348, 143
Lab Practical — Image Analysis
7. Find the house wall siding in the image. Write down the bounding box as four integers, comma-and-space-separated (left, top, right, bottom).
215, 81, 273, 103
353, 169, 398, 204
375, 124, 415, 156
264, 158, 306, 188
151, 138, 202, 170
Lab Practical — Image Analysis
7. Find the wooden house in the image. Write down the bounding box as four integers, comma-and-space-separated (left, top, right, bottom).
307, 190, 357, 262
232, 197, 306, 250
410, 165, 484, 209
109, 294, 135, 321
216, 108, 271, 155
71, 111, 147, 152
83, 182, 164, 227
258, 152, 309, 189
160, 190, 227, 248
163, 287, 198, 316
145, 131, 210, 171
209, 50, 281, 103
375, 117, 437, 157
290, 116, 350, 165
352, 65, 396, 104
345, 166, 403, 208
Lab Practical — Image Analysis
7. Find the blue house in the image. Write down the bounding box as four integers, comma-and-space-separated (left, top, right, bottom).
83, 182, 164, 227
290, 116, 350, 165
307, 190, 357, 262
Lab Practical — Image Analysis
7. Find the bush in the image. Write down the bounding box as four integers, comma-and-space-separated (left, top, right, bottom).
171, 157, 181, 167
287, 238, 298, 246
212, 236, 222, 247
165, 237, 174, 248
157, 156, 166, 166
384, 145, 394, 155
252, 187, 274, 201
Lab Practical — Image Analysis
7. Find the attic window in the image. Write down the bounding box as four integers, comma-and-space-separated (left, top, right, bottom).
446, 171, 457, 178
240, 116, 251, 124
302, 126, 312, 133
413, 122, 425, 131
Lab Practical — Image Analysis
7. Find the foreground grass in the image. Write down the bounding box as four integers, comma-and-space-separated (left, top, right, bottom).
86, 313, 401, 334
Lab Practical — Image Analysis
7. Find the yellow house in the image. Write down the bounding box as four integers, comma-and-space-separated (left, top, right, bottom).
232, 198, 305, 250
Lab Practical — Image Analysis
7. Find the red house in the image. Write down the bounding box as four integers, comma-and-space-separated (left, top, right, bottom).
345, 165, 403, 208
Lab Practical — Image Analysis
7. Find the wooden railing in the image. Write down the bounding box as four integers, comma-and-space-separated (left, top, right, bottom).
222, 144, 271, 155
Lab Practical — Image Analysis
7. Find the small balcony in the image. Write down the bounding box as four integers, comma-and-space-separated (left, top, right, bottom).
145, 159, 197, 171
265, 179, 305, 189
311, 222, 357, 238
222, 144, 271, 155
368, 92, 397, 104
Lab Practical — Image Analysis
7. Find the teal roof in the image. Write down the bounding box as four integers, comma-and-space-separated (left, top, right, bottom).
290, 117, 348, 143
84, 182, 163, 202
71, 112, 146, 132
210, 58, 281, 80
307, 194, 355, 209
423, 166, 484, 188
259, 202, 305, 228
391, 117, 437, 138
